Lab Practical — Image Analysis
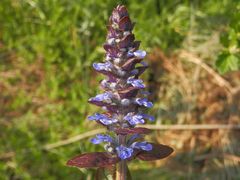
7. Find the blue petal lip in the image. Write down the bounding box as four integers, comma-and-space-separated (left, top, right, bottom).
124, 113, 145, 125
116, 145, 134, 159
131, 142, 153, 151
88, 113, 118, 125
133, 50, 146, 59
93, 62, 113, 71
90, 134, 113, 144
135, 98, 153, 108
127, 78, 145, 89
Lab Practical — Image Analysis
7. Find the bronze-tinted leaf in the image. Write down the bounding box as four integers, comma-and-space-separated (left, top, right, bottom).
115, 127, 152, 135
67, 152, 119, 168
118, 5, 129, 18
132, 41, 141, 51
122, 58, 142, 70
118, 86, 138, 98
103, 43, 114, 51
118, 34, 135, 48
88, 99, 109, 107
105, 105, 119, 113
92, 68, 119, 79
107, 26, 120, 39
111, 9, 120, 23
136, 143, 174, 161
134, 66, 148, 78
119, 16, 133, 31
88, 100, 118, 113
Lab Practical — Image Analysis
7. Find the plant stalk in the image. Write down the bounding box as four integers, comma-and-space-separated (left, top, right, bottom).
116, 134, 127, 180
116, 160, 127, 180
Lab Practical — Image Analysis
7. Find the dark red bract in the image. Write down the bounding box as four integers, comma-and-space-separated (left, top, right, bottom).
67, 152, 120, 168
115, 127, 152, 135
136, 143, 174, 161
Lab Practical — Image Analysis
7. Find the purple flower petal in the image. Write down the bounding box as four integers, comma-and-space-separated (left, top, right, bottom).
89, 92, 113, 103
135, 98, 153, 108
131, 141, 152, 151
141, 114, 155, 122
91, 134, 113, 144
124, 113, 145, 125
140, 61, 148, 67
116, 145, 134, 160
140, 90, 151, 95
133, 50, 146, 59
93, 61, 113, 72
127, 77, 145, 89
88, 113, 118, 125
127, 51, 134, 58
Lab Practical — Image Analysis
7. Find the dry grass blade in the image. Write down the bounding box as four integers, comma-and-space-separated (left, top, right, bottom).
43, 128, 106, 150
179, 50, 234, 93
140, 124, 240, 130
43, 124, 240, 150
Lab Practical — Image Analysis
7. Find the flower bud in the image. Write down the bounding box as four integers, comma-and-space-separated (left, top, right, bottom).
121, 98, 131, 106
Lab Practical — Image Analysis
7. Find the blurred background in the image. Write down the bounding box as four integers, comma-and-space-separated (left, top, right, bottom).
0, 0, 240, 179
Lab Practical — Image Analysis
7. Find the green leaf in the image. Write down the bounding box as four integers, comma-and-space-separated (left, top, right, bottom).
216, 53, 239, 74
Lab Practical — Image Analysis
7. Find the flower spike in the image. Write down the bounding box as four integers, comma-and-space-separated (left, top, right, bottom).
67, 5, 173, 174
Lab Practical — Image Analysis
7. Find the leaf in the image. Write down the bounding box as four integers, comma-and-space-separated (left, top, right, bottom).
134, 66, 148, 78
132, 41, 141, 51
115, 127, 152, 135
118, 86, 138, 99
103, 43, 115, 51
216, 53, 239, 74
122, 57, 142, 71
136, 143, 174, 161
126, 165, 133, 180
88, 99, 119, 112
118, 16, 133, 31
67, 152, 119, 168
118, 34, 135, 48
118, 5, 129, 18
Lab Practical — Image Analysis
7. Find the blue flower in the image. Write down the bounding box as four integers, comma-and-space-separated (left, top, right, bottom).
127, 78, 145, 89
93, 61, 113, 71
130, 69, 139, 76
124, 113, 145, 125
140, 61, 148, 67
133, 50, 146, 59
135, 98, 153, 108
141, 113, 155, 122
128, 134, 142, 144
131, 141, 152, 151
90, 134, 113, 144
127, 51, 134, 57
89, 92, 113, 103
88, 113, 118, 125
116, 145, 134, 160
139, 90, 151, 95
127, 50, 146, 59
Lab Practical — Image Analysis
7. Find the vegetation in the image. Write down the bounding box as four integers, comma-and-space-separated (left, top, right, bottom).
0, 0, 239, 179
